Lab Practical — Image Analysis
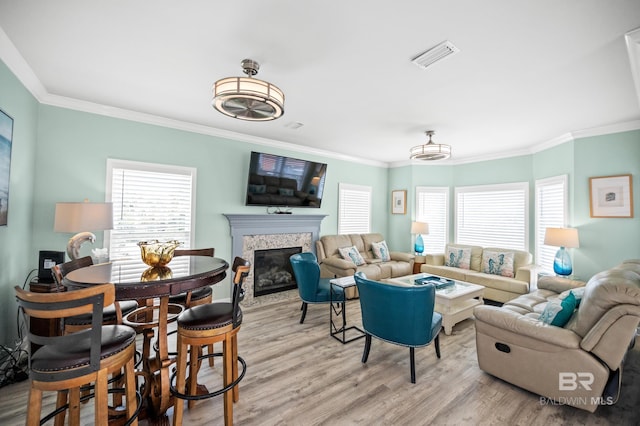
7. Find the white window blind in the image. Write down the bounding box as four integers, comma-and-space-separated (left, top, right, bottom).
455, 182, 528, 250
106, 159, 196, 278
415, 187, 449, 254
338, 183, 371, 234
535, 175, 568, 273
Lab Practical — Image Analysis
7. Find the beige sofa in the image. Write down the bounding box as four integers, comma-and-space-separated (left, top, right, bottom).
316, 233, 414, 297
474, 260, 640, 412
421, 243, 534, 303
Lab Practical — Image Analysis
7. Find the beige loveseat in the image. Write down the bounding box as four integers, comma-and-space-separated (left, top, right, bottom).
316, 233, 414, 297
474, 260, 640, 412
421, 243, 534, 303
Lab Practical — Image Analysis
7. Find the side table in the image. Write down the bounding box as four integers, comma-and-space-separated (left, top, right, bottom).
413, 255, 426, 274
329, 276, 366, 344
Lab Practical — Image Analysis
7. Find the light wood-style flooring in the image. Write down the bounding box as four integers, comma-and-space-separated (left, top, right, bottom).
0, 295, 639, 425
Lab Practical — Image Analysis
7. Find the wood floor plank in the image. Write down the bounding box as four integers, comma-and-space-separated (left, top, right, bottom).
0, 296, 638, 425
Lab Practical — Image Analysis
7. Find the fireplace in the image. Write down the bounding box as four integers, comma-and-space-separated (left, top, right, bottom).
224, 214, 327, 305
253, 246, 302, 297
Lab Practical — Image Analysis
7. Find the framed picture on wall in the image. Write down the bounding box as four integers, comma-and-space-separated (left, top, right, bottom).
589, 174, 633, 218
391, 189, 407, 215
0, 108, 13, 226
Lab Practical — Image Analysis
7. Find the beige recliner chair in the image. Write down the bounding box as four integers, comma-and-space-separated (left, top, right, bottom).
474, 260, 640, 412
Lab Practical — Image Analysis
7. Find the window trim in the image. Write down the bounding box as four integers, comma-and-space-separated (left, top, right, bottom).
337, 183, 372, 235
105, 158, 197, 249
534, 174, 569, 272
454, 181, 529, 250
415, 186, 449, 254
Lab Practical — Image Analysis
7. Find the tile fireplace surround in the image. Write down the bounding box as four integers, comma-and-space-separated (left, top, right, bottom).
224, 214, 327, 305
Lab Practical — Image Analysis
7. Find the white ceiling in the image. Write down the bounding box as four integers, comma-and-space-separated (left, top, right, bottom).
1, 1, 639, 166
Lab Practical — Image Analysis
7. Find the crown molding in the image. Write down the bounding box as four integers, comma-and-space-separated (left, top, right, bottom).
0, 26, 47, 100
626, 27, 640, 111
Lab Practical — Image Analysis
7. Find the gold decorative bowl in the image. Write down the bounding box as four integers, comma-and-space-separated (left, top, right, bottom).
141, 266, 173, 282
138, 240, 181, 267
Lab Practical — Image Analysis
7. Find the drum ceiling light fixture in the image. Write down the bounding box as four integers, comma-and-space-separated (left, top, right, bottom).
409, 130, 451, 161
212, 59, 284, 121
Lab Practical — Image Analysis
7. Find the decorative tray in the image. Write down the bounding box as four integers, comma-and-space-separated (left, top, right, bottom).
414, 276, 455, 289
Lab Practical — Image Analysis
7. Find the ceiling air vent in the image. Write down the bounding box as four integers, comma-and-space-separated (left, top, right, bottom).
411, 40, 459, 70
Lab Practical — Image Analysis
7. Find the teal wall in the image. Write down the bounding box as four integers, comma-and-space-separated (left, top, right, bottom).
0, 61, 38, 345
1, 58, 639, 346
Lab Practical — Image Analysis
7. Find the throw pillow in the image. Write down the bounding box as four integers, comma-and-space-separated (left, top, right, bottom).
278, 188, 294, 196
371, 240, 391, 262
248, 184, 266, 194
481, 251, 515, 278
338, 245, 365, 266
445, 247, 471, 269
559, 286, 585, 307
539, 291, 577, 327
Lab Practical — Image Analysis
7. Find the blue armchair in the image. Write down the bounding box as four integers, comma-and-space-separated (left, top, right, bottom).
290, 252, 344, 324
354, 272, 442, 383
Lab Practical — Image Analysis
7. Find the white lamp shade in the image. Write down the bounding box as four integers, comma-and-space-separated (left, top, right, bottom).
411, 221, 429, 234
54, 202, 114, 233
544, 227, 579, 248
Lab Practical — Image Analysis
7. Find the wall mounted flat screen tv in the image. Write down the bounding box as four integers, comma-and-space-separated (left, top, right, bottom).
246, 151, 327, 208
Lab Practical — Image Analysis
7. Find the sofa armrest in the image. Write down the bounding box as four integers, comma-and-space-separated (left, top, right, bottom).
320, 256, 357, 270
315, 240, 327, 262
390, 252, 415, 263
424, 254, 445, 266
514, 264, 535, 285
538, 275, 586, 293
474, 305, 582, 349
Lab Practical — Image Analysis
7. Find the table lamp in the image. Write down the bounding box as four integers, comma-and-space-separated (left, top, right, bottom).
544, 227, 579, 276
411, 221, 429, 255
54, 200, 114, 260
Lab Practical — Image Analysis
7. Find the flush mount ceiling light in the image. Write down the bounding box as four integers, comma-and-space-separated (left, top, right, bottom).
409, 131, 451, 161
212, 59, 285, 121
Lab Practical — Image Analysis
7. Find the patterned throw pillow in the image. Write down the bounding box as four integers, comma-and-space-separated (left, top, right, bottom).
539, 291, 577, 327
371, 240, 391, 261
445, 247, 471, 269
338, 245, 365, 266
481, 251, 515, 278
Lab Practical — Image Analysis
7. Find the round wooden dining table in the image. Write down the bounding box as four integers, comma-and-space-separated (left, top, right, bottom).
64, 255, 229, 424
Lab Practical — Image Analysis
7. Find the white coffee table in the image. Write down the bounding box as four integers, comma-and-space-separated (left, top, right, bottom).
384, 273, 484, 335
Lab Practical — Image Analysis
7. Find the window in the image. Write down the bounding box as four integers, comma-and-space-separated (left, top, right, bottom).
338, 183, 371, 234
455, 182, 529, 250
415, 187, 449, 254
535, 175, 568, 273
106, 159, 196, 276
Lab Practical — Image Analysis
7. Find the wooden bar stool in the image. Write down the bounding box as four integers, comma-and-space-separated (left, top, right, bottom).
15, 283, 140, 426
171, 257, 250, 426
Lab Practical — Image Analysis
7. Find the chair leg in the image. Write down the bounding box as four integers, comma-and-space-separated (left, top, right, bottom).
124, 354, 138, 425
232, 333, 239, 402
94, 369, 109, 424
54, 391, 67, 426
68, 387, 81, 426
187, 344, 200, 410
26, 387, 43, 426
172, 336, 188, 426
362, 334, 372, 363
300, 302, 308, 324
223, 334, 234, 425
207, 343, 215, 367
434, 333, 441, 359
410, 347, 416, 384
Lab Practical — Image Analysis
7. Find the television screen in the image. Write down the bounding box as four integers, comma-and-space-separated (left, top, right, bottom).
246, 151, 327, 208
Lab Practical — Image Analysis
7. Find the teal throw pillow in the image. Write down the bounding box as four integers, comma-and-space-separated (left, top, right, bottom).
278, 188, 294, 196
371, 240, 391, 261
539, 291, 577, 327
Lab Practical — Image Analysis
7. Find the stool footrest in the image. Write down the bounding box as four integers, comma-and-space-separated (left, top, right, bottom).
170, 353, 246, 401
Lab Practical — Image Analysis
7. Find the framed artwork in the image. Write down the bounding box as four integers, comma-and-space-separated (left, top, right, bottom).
589, 174, 633, 218
0, 108, 13, 226
391, 189, 407, 215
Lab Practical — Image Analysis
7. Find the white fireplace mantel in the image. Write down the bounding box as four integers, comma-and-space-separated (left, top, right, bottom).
224, 213, 327, 261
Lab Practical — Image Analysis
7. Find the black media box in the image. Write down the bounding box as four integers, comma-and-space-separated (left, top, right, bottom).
38, 250, 65, 283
